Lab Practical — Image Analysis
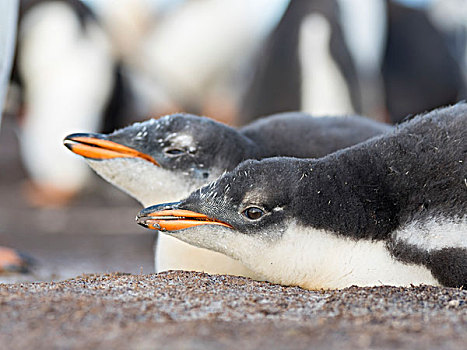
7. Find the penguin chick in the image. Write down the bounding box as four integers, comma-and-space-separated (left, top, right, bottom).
137, 104, 466, 289
64, 112, 391, 205
64, 112, 391, 275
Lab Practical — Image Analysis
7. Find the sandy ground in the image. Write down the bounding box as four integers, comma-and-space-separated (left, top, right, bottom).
1, 115, 466, 349
0, 271, 466, 350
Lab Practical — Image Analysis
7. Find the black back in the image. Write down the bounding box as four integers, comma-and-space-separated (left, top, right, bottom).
241, 112, 392, 158
104, 112, 391, 177
291, 103, 466, 286
291, 104, 466, 238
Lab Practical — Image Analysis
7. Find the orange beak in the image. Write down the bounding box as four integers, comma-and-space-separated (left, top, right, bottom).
137, 203, 232, 231
63, 133, 160, 166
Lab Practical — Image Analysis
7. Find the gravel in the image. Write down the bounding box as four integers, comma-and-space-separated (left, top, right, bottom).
1, 271, 466, 350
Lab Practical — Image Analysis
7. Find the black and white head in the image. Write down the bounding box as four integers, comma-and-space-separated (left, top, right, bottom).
64, 113, 255, 205
137, 158, 307, 283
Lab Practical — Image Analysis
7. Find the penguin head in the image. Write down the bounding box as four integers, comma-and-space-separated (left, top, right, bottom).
63, 113, 255, 205
137, 157, 304, 263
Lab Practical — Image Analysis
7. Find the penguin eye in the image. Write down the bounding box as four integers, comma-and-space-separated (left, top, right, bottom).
242, 207, 264, 220
164, 147, 185, 156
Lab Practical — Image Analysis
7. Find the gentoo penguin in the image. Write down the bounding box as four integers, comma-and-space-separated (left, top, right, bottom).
9, 0, 119, 206
337, 0, 387, 120
239, 0, 361, 124
137, 104, 466, 289
64, 112, 392, 276
103, 0, 288, 123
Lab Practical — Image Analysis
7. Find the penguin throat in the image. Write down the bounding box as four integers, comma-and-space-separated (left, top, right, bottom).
87, 158, 214, 206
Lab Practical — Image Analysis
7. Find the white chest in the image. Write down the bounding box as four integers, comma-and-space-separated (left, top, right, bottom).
240, 223, 441, 290
298, 13, 354, 116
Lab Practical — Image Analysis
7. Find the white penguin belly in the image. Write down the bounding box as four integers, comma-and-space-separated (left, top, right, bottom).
19, 2, 113, 191
156, 234, 258, 278
238, 223, 439, 290
298, 13, 354, 116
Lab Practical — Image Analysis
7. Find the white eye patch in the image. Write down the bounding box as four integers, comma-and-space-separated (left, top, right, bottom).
165, 133, 195, 149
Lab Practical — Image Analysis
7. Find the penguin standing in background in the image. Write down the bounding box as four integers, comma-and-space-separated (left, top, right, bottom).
381, 0, 465, 123
239, 0, 361, 124
336, 0, 387, 120
137, 104, 466, 289
8, 0, 132, 206
64, 112, 392, 275
102, 0, 289, 124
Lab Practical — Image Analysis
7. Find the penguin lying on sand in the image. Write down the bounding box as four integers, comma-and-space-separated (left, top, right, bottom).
137, 104, 466, 289
64, 112, 392, 275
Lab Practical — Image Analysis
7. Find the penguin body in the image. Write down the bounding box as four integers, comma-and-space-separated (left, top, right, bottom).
9, 0, 133, 205
65, 112, 392, 275
137, 104, 466, 289
239, 0, 361, 124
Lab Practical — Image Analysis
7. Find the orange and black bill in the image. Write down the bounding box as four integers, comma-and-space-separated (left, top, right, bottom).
63, 133, 159, 166
137, 203, 232, 232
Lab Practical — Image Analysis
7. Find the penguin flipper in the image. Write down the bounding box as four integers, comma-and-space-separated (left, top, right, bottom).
428, 248, 467, 289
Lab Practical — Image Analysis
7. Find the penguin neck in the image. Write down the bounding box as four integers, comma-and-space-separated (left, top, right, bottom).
87, 158, 211, 206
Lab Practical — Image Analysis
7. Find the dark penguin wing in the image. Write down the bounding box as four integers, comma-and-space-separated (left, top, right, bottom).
293, 104, 466, 286
240, 112, 392, 158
